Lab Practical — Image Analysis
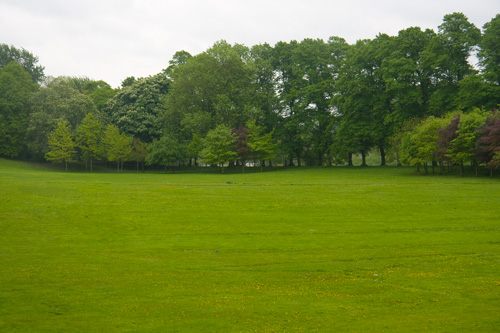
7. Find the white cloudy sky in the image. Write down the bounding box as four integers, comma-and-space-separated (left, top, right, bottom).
1, 0, 499, 87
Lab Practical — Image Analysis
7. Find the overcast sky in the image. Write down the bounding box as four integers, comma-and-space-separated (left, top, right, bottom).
1, 0, 499, 87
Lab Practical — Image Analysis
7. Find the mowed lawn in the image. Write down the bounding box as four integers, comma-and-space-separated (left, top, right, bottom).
1, 159, 499, 332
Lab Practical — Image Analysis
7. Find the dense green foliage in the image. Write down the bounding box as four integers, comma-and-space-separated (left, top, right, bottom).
1, 13, 500, 173
1, 160, 499, 331
400, 109, 500, 175
0, 44, 45, 83
44, 121, 77, 171
0, 62, 38, 157
200, 124, 238, 173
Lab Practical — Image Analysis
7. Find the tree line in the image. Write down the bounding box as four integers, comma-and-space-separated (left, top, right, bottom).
1, 12, 499, 174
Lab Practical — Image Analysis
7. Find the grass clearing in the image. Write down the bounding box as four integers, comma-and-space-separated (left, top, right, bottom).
1, 159, 499, 331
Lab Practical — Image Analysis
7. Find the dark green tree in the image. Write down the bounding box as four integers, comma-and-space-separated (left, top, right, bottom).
164, 41, 254, 141
0, 44, 45, 83
105, 73, 170, 143
334, 35, 393, 166
383, 27, 436, 125
164, 50, 192, 77
146, 134, 186, 171
0, 62, 38, 157
83, 80, 117, 113
425, 13, 481, 115
479, 14, 500, 85
27, 79, 97, 158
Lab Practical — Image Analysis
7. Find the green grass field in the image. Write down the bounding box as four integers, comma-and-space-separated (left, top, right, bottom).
1, 159, 499, 331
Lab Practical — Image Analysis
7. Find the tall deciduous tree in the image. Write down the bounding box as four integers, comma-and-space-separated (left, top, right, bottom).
272, 40, 306, 166
291, 38, 347, 166
425, 13, 481, 115
164, 41, 253, 142
45, 121, 76, 171
334, 35, 393, 166
479, 14, 500, 85
0, 44, 45, 83
0, 62, 38, 157
383, 27, 435, 125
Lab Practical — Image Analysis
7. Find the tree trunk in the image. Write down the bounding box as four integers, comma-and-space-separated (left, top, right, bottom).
348, 153, 353, 167
423, 162, 428, 174
460, 163, 464, 177
318, 153, 323, 166
379, 146, 386, 166
296, 154, 301, 167
360, 151, 367, 167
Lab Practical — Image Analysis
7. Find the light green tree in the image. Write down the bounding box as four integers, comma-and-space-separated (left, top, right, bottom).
103, 125, 132, 171
400, 116, 447, 173
130, 137, 147, 172
246, 120, 276, 170
76, 113, 103, 172
187, 134, 203, 166
200, 124, 237, 173
45, 120, 76, 171
447, 110, 487, 176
